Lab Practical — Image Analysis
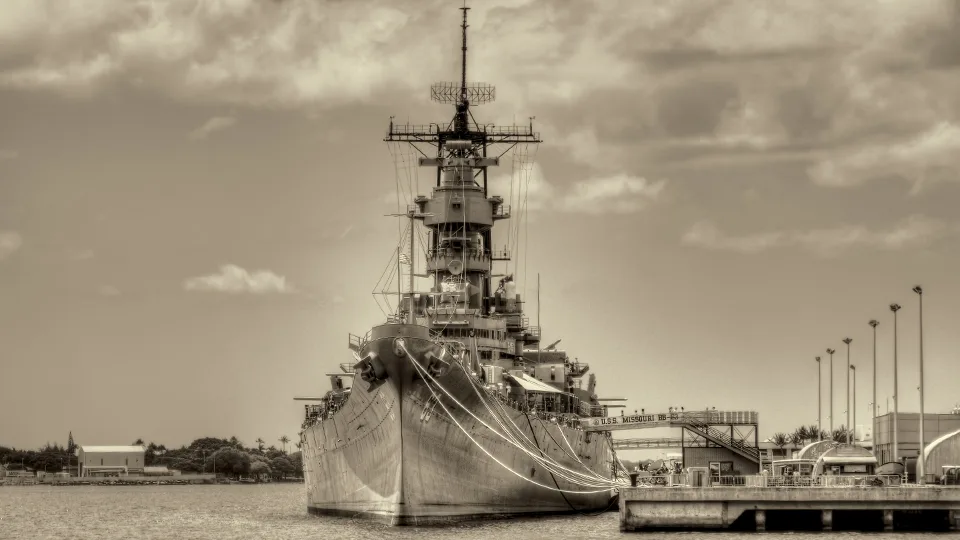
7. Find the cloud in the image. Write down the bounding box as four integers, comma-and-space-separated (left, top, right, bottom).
183, 264, 296, 294
808, 122, 960, 193
490, 163, 666, 215
2, 0, 958, 179
0, 232, 23, 260
682, 215, 951, 256
187, 116, 237, 141
98, 285, 121, 296
0, 149, 19, 161
555, 175, 667, 214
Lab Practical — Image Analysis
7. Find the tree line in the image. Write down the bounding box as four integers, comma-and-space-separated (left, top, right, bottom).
769, 424, 856, 450
0, 434, 304, 482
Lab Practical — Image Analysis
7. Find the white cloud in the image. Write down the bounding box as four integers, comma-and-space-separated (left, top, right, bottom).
556, 175, 667, 214
683, 215, 950, 256
682, 222, 785, 255
187, 116, 237, 141
489, 163, 665, 215
183, 264, 296, 294
0, 232, 23, 260
808, 122, 960, 192
0, 149, 19, 161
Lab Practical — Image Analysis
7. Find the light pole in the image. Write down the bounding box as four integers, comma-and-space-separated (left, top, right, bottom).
827, 348, 836, 436
890, 303, 901, 464
843, 337, 853, 444
850, 364, 857, 443
913, 285, 925, 485
815, 356, 823, 439
870, 319, 879, 450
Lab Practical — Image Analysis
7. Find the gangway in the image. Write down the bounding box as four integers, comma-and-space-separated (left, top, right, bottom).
612, 437, 683, 450
584, 410, 760, 465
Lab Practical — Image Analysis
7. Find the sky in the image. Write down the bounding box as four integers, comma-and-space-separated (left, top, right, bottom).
1, 0, 960, 453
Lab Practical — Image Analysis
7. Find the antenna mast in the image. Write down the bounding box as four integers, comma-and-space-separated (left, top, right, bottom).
460, 6, 469, 104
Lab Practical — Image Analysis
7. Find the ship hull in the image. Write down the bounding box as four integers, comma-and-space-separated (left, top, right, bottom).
301, 324, 617, 525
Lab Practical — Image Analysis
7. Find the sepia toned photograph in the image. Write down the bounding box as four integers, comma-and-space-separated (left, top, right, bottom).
2, 1, 959, 538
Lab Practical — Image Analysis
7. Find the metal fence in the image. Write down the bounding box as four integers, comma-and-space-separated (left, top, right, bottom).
625, 474, 956, 489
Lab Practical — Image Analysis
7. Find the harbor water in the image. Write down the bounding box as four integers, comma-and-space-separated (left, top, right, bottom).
1, 483, 958, 539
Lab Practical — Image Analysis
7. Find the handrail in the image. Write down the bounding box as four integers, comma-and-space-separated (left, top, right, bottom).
684, 418, 760, 461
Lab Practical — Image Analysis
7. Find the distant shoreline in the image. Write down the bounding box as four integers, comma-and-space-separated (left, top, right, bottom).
1, 476, 304, 487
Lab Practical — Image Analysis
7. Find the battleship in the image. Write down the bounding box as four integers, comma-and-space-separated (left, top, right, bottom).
297, 6, 624, 525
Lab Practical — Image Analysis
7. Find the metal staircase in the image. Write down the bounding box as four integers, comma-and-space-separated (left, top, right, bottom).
682, 418, 761, 464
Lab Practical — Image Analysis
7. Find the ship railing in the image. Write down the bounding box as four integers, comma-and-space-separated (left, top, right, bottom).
426, 248, 494, 261
493, 205, 511, 218
490, 248, 511, 260
388, 123, 441, 136
348, 332, 370, 352
526, 326, 541, 338
482, 125, 539, 137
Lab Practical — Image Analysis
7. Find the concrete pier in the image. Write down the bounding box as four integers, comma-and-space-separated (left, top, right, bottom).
620, 486, 960, 532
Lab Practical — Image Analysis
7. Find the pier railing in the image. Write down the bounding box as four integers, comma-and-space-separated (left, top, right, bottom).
629, 474, 917, 489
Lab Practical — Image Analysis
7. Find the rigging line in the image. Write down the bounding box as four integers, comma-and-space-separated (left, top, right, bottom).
407, 358, 610, 493
463, 369, 614, 483
406, 342, 618, 486
523, 411, 582, 512
405, 350, 616, 491
438, 355, 621, 486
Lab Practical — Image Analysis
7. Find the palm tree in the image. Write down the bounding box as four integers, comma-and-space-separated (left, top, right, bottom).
806, 424, 821, 442
831, 425, 852, 443
790, 431, 804, 447
256, 438, 265, 453
279, 436, 290, 454
771, 433, 789, 457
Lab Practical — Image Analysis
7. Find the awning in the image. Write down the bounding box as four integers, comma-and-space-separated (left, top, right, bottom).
820, 456, 877, 465
507, 373, 560, 393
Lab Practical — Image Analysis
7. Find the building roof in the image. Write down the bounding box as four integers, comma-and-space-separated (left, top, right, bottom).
77, 445, 145, 453
508, 372, 559, 393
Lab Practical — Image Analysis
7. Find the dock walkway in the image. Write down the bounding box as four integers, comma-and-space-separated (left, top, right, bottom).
621, 482, 960, 532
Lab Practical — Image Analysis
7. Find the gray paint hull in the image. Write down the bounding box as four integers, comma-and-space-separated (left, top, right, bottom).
302, 328, 616, 525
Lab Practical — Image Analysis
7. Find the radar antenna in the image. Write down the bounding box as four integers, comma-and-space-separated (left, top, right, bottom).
430, 6, 495, 112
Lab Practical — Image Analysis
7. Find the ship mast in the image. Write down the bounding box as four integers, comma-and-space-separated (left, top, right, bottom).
383, 5, 542, 346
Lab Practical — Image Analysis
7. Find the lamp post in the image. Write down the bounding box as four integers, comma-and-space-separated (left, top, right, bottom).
827, 348, 836, 436
890, 303, 901, 464
815, 356, 823, 439
869, 319, 879, 450
913, 285, 925, 485
843, 338, 853, 444
850, 364, 857, 443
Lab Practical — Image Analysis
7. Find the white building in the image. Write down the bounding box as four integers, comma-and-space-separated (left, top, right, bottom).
77, 445, 146, 477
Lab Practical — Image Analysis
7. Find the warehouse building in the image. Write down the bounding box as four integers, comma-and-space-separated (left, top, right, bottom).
873, 410, 960, 467
77, 445, 146, 477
